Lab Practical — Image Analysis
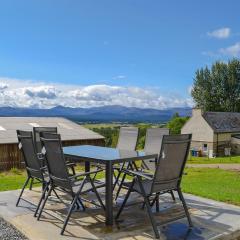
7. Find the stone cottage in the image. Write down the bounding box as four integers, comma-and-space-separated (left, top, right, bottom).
181, 108, 240, 156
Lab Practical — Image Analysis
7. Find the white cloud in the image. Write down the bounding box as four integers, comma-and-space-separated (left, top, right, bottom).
24, 86, 57, 99
219, 42, 240, 57
0, 83, 8, 91
112, 75, 126, 80
202, 42, 240, 58
207, 27, 231, 39
0, 77, 193, 109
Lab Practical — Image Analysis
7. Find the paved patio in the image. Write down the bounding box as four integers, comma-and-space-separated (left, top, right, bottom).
0, 187, 240, 240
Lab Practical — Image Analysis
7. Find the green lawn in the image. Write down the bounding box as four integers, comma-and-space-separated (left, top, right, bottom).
0, 169, 29, 191
1, 167, 240, 206
187, 155, 240, 164
182, 168, 240, 205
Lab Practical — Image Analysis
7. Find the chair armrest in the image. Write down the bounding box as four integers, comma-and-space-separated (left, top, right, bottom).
40, 166, 47, 171
66, 162, 76, 167
121, 169, 153, 180
69, 169, 104, 180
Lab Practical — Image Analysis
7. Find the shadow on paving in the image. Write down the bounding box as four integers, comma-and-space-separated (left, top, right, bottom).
0, 188, 240, 239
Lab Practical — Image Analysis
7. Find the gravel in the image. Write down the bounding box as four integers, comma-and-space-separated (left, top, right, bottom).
0, 217, 28, 240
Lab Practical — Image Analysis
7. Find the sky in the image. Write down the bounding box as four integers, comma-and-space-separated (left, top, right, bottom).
0, 0, 239, 109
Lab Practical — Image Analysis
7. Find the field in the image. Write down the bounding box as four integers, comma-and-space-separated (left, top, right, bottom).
1, 167, 240, 206
182, 168, 240, 205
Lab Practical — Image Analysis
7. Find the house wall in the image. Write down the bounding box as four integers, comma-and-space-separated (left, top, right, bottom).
181, 109, 214, 142
190, 141, 214, 153
231, 137, 240, 154
181, 109, 215, 154
0, 138, 105, 171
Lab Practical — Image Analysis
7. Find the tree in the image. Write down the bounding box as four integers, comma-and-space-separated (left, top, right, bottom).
167, 114, 189, 134
191, 59, 240, 112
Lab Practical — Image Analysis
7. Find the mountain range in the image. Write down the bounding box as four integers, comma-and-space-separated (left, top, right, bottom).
0, 105, 192, 123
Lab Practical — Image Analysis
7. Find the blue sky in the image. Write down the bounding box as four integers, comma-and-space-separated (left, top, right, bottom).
0, 0, 239, 109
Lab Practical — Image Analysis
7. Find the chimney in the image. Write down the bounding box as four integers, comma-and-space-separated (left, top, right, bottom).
192, 108, 202, 117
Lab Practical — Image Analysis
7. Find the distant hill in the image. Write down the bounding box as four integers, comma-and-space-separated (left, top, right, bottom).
0, 105, 191, 123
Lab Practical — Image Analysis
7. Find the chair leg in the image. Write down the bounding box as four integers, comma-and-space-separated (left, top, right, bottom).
52, 189, 60, 199
115, 172, 127, 200
177, 188, 193, 227
150, 195, 157, 207
16, 176, 31, 206
141, 201, 146, 210
61, 195, 79, 235
115, 180, 134, 219
155, 193, 160, 212
170, 190, 176, 201
92, 165, 102, 182
34, 183, 49, 217
89, 178, 105, 210
37, 186, 53, 220
77, 197, 85, 211
71, 165, 76, 175
138, 179, 160, 239
113, 170, 121, 190
29, 178, 34, 190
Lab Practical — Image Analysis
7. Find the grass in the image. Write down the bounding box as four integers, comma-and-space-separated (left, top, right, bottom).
1, 167, 240, 206
187, 155, 240, 164
0, 169, 28, 191
182, 168, 240, 206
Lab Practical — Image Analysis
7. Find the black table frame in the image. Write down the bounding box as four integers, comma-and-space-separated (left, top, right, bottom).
64, 146, 158, 226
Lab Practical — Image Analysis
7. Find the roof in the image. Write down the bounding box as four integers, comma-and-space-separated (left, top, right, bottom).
203, 112, 240, 133
0, 117, 104, 144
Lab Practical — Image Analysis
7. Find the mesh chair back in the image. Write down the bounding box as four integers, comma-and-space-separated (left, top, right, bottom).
40, 132, 71, 190
17, 130, 43, 179
33, 127, 57, 153
143, 128, 169, 171
151, 134, 191, 193
117, 127, 138, 150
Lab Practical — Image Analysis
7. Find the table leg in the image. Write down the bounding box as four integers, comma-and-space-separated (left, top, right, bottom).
85, 161, 90, 172
105, 161, 113, 225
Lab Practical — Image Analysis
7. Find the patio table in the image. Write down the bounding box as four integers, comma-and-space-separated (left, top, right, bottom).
63, 145, 158, 226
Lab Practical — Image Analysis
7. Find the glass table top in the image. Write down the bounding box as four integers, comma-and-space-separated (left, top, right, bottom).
63, 145, 158, 163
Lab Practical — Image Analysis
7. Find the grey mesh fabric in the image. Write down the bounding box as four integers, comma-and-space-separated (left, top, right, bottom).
33, 127, 57, 153
151, 134, 191, 193
117, 127, 138, 150
142, 128, 169, 171
16, 130, 49, 211
38, 133, 105, 235
40, 132, 71, 190
17, 130, 43, 179
116, 134, 193, 239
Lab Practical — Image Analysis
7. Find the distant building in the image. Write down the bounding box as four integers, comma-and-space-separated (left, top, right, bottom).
0, 117, 104, 170
181, 108, 240, 156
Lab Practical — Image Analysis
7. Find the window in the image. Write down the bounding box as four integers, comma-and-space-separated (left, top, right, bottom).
203, 144, 208, 151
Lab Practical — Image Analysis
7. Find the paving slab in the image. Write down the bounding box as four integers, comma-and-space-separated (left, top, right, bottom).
187, 163, 240, 171
0, 188, 240, 240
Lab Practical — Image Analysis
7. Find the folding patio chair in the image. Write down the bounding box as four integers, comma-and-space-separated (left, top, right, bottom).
115, 134, 193, 239
16, 130, 51, 216
115, 128, 174, 202
37, 132, 105, 235
112, 127, 139, 190
33, 126, 76, 175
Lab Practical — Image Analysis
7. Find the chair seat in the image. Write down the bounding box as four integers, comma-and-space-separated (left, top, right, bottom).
124, 179, 153, 195
124, 178, 177, 196
72, 180, 105, 194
